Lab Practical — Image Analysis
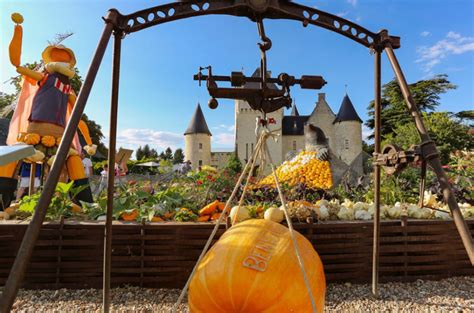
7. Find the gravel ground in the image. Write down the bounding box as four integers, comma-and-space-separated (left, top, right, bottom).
4, 276, 473, 312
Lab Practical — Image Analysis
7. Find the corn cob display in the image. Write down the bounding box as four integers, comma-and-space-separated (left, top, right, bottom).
259, 151, 333, 189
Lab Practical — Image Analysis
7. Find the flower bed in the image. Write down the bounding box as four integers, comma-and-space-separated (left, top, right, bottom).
0, 219, 472, 290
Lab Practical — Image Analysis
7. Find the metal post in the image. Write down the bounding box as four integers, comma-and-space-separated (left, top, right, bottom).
103, 29, 122, 313
385, 44, 474, 265
0, 16, 115, 313
372, 49, 382, 297
28, 163, 36, 196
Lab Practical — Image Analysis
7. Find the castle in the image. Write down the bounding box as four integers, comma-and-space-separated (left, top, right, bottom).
184, 72, 365, 184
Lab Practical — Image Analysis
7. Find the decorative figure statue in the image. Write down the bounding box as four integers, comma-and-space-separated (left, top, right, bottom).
0, 13, 95, 210
305, 123, 330, 161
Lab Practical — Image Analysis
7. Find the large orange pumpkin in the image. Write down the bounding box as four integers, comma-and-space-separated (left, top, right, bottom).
188, 219, 326, 312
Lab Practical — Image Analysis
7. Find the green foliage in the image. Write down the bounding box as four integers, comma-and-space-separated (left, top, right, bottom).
226, 153, 242, 174
159, 159, 173, 173
164, 147, 173, 160
18, 181, 88, 220
386, 112, 473, 164
366, 75, 456, 140
136, 144, 158, 160
174, 208, 198, 222
173, 148, 184, 164
81, 113, 107, 159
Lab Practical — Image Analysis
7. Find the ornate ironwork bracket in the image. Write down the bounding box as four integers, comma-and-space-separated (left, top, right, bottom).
112, 0, 400, 50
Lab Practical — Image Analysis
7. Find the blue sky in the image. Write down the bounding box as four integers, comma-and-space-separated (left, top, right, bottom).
1, 0, 473, 155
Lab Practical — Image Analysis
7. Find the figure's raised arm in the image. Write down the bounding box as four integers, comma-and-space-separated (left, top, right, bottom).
9, 13, 44, 82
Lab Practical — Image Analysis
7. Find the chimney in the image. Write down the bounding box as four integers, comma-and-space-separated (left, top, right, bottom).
318, 93, 326, 102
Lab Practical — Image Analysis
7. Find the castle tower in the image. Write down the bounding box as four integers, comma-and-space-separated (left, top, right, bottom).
184, 103, 212, 170
235, 68, 283, 168
333, 93, 363, 169
307, 93, 336, 153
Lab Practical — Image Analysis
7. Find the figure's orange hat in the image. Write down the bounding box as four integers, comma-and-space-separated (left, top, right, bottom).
42, 45, 76, 67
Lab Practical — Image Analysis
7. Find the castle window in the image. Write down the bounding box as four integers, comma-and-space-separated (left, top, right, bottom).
199, 143, 203, 150
345, 139, 349, 150
246, 143, 249, 160
251, 143, 254, 154
293, 141, 297, 151
199, 160, 203, 166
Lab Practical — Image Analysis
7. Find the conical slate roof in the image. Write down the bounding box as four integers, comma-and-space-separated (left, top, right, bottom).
334, 94, 362, 123
290, 103, 300, 116
184, 103, 212, 136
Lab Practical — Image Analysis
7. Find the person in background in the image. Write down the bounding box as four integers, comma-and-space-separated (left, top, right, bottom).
94, 164, 108, 196
81, 151, 93, 178
16, 162, 42, 201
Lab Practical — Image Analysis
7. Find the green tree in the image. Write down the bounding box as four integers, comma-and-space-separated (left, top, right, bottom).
142, 144, 151, 158
136, 146, 144, 160
366, 75, 456, 141
81, 113, 107, 158
226, 153, 242, 174
164, 147, 173, 160
385, 112, 473, 164
173, 148, 185, 164
150, 148, 158, 159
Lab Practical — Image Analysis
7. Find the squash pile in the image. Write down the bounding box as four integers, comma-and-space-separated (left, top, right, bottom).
17, 132, 62, 162
259, 151, 333, 190
198, 200, 227, 222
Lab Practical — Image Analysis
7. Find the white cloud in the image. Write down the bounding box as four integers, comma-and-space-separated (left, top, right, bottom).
104, 128, 183, 157
416, 31, 474, 75
212, 124, 235, 132
336, 11, 349, 17
347, 0, 357, 7
420, 31, 430, 37
213, 132, 235, 147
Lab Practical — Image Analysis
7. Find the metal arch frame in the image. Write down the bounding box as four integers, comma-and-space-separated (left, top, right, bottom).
0, 1, 472, 312
119, 0, 400, 49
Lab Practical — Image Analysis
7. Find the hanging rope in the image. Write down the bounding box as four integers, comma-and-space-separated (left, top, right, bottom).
172, 125, 317, 313
264, 138, 317, 313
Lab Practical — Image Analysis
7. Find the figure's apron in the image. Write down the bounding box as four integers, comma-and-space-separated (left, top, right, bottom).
27, 72, 71, 137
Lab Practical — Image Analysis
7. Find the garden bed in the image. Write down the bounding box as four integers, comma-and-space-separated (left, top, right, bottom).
1, 219, 473, 290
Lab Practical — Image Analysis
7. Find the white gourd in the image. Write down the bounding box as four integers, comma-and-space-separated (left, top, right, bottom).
264, 206, 285, 223
229, 206, 251, 224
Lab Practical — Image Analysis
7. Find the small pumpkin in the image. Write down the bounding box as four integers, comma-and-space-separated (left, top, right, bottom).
151, 216, 164, 222
217, 201, 227, 212
210, 212, 221, 221
197, 215, 210, 222
71, 203, 82, 214
41, 135, 56, 148
121, 209, 139, 221
11, 12, 24, 24
199, 200, 219, 216
163, 212, 174, 220
4, 207, 16, 217
0, 212, 10, 220
24, 133, 40, 145
56, 137, 62, 146
188, 219, 326, 312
